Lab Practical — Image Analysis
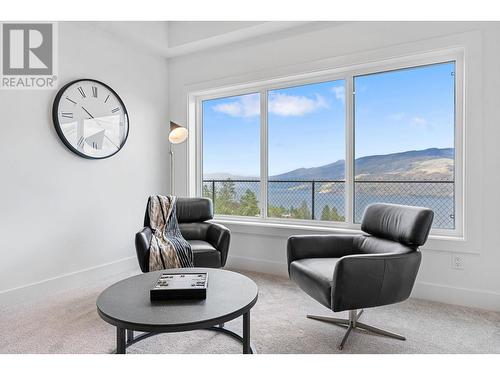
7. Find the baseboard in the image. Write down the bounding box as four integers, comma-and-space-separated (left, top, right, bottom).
412, 281, 500, 311
226, 255, 500, 311
226, 255, 288, 277
0, 256, 139, 308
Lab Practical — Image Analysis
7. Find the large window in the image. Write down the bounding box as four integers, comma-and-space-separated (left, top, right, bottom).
268, 80, 346, 221
202, 93, 261, 216
354, 62, 456, 229
199, 56, 460, 232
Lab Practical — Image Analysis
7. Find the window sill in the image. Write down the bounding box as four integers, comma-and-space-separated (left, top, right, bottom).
213, 216, 361, 235
211, 216, 477, 254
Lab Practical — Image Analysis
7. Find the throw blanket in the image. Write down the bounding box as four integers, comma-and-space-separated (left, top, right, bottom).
148, 195, 194, 271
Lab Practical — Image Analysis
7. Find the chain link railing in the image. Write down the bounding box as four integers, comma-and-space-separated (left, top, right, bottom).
202, 179, 261, 217
354, 180, 454, 229
202, 179, 455, 228
267, 180, 345, 221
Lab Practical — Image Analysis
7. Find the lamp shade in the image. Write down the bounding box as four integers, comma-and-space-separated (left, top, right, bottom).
169, 121, 188, 144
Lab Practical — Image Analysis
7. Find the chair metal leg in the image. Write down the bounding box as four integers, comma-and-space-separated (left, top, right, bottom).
356, 322, 406, 341
306, 309, 406, 350
357, 309, 364, 320
338, 325, 353, 350
307, 314, 349, 328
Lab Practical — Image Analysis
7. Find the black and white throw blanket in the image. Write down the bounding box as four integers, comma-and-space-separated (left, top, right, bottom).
147, 195, 194, 271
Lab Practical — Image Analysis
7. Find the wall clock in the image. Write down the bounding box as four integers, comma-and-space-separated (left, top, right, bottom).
52, 79, 129, 159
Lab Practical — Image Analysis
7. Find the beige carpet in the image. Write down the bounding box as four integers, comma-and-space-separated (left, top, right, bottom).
0, 269, 499, 354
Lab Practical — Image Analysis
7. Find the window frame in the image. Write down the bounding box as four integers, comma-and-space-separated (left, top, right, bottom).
192, 49, 464, 238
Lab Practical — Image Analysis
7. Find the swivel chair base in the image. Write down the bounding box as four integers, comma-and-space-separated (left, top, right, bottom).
307, 309, 406, 350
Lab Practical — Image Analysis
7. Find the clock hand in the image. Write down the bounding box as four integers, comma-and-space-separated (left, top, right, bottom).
81, 106, 122, 150
82, 113, 120, 150
81, 106, 94, 119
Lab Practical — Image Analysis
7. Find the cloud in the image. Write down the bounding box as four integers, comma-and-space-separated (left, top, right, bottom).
410, 116, 429, 128
212, 93, 259, 117
387, 112, 406, 121
212, 92, 328, 118
331, 86, 345, 103
387, 113, 431, 129
268, 93, 328, 116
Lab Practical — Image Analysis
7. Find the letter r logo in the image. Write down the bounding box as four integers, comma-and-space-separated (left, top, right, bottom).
2, 23, 53, 75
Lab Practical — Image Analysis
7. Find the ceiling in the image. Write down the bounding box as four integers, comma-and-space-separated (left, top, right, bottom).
87, 21, 338, 59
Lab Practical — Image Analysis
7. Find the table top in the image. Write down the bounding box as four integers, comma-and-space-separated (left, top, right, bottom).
96, 268, 259, 332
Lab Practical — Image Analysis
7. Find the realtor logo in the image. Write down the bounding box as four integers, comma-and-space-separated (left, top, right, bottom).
1, 22, 58, 89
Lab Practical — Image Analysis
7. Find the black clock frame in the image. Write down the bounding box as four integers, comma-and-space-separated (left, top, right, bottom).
52, 78, 130, 160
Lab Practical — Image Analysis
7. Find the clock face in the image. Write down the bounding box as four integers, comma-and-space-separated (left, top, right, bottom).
53, 79, 129, 159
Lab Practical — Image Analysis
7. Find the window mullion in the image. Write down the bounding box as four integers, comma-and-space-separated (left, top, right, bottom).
260, 90, 268, 220
345, 76, 355, 225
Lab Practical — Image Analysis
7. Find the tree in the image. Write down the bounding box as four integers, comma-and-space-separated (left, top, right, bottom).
291, 200, 311, 220
321, 205, 331, 221
202, 184, 212, 200
239, 189, 259, 216
330, 206, 345, 222
215, 179, 238, 215
268, 205, 287, 218
320, 205, 345, 221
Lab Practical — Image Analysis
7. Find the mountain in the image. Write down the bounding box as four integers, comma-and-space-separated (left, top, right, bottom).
270, 148, 454, 181
203, 172, 259, 180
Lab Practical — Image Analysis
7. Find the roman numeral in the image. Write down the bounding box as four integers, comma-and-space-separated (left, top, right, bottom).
92, 86, 98, 98
104, 94, 110, 103
78, 87, 86, 98
111, 107, 120, 113
65, 97, 76, 104
61, 112, 73, 118
92, 142, 98, 149
77, 136, 85, 148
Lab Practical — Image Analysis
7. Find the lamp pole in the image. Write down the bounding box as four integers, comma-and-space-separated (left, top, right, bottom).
168, 121, 188, 196
170, 146, 174, 195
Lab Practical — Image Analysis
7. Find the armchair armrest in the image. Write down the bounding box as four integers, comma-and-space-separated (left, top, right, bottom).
135, 227, 152, 273
331, 250, 421, 312
287, 234, 359, 273
206, 222, 231, 267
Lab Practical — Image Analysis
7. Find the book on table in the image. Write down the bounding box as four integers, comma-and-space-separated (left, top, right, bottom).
150, 272, 208, 301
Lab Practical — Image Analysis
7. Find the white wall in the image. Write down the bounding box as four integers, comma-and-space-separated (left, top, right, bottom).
0, 22, 169, 300
169, 21, 500, 310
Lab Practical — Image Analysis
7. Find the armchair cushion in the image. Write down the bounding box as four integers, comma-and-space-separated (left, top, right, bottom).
190, 240, 221, 268
287, 234, 358, 272
206, 222, 230, 266
332, 251, 421, 311
176, 197, 213, 223
179, 222, 210, 241
361, 203, 434, 246
289, 258, 338, 309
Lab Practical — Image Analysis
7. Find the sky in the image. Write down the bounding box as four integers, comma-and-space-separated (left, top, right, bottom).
202, 61, 455, 177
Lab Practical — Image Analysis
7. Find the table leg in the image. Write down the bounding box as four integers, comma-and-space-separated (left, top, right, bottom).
243, 311, 250, 354
116, 327, 126, 354
127, 329, 134, 343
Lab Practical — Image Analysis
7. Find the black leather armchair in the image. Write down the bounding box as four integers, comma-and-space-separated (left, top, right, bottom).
135, 197, 230, 272
287, 203, 433, 350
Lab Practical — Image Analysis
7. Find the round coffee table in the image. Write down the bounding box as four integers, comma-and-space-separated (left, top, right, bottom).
97, 268, 258, 354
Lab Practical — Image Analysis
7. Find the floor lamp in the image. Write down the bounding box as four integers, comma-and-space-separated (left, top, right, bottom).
169, 121, 189, 195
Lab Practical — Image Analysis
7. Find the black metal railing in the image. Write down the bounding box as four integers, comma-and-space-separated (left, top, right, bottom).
202, 179, 455, 229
